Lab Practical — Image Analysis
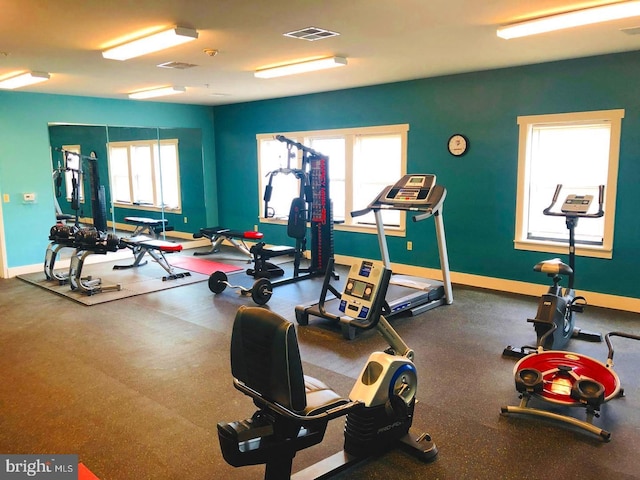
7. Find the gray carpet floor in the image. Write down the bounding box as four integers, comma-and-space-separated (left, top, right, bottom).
1, 255, 639, 479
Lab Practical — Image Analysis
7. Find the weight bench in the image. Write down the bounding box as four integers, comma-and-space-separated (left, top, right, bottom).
193, 227, 264, 258
115, 235, 190, 281
247, 197, 307, 279
68, 228, 124, 296
124, 216, 174, 239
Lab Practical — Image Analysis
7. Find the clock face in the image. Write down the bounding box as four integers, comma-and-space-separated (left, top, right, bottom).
448, 134, 468, 156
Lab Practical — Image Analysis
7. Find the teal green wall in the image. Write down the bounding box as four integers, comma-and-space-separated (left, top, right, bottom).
0, 92, 216, 268
213, 50, 640, 298
2, 51, 639, 299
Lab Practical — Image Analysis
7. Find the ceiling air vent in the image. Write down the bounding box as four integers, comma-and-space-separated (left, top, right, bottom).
283, 26, 340, 41
157, 61, 199, 69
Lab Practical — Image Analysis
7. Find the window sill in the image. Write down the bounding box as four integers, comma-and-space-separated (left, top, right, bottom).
514, 239, 612, 259
113, 203, 182, 215
258, 217, 406, 237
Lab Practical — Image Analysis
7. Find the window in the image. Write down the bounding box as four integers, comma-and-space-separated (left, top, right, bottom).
62, 144, 84, 203
257, 124, 408, 232
514, 109, 623, 259
108, 139, 181, 212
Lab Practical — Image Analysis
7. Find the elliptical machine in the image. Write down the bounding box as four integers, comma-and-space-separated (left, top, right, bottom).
217, 258, 437, 479
504, 184, 604, 358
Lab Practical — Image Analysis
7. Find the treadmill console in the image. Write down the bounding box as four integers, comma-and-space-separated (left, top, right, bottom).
339, 259, 388, 320
383, 174, 436, 204
561, 194, 593, 214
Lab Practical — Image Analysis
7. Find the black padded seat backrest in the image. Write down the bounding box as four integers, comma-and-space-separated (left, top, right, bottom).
287, 197, 307, 240
230, 306, 307, 413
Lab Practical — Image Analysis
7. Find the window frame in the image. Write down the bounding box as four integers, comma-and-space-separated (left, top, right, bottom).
256, 124, 409, 236
514, 109, 623, 259
107, 138, 182, 213
62, 144, 84, 203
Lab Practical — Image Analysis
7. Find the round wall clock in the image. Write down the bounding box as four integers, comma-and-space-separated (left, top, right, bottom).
447, 134, 469, 157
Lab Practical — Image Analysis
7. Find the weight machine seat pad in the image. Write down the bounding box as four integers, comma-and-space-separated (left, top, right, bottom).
124, 216, 169, 227
259, 244, 296, 257
230, 306, 346, 416
121, 235, 183, 252
197, 226, 264, 240
534, 258, 573, 276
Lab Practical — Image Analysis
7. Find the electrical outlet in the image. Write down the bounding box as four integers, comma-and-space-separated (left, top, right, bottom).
407, 241, 413, 251
2, 193, 9, 203
183, 216, 188, 223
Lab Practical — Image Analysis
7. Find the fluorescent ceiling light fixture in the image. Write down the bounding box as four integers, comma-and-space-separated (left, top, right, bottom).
0, 71, 50, 89
128, 86, 186, 100
497, 1, 640, 39
102, 27, 198, 60
255, 56, 347, 78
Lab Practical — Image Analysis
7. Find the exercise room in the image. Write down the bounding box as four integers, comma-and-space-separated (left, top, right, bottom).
1, 1, 640, 479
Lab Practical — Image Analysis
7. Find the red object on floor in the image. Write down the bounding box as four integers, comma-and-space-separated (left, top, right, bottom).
78, 463, 100, 480
170, 256, 243, 275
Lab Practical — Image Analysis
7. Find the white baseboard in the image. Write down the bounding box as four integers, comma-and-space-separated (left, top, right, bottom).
333, 253, 640, 314
9, 245, 640, 314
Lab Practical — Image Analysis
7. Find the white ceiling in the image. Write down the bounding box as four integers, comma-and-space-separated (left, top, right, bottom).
2, 0, 640, 106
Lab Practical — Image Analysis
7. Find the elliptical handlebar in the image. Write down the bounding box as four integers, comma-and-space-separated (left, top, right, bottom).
543, 184, 605, 218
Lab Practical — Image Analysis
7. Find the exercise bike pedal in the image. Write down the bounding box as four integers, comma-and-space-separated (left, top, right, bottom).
570, 295, 587, 313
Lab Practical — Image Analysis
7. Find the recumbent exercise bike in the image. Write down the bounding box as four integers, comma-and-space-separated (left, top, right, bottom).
217, 258, 438, 479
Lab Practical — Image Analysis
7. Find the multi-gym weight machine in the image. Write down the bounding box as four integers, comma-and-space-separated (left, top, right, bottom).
207, 135, 335, 305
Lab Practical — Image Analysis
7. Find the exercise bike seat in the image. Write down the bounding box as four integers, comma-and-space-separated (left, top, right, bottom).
218, 306, 357, 473
229, 306, 348, 414
534, 258, 573, 276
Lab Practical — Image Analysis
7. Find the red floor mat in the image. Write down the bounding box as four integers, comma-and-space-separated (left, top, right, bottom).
170, 256, 243, 275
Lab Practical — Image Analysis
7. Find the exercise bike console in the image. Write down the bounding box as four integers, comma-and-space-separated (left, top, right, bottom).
339, 260, 387, 320
560, 194, 593, 213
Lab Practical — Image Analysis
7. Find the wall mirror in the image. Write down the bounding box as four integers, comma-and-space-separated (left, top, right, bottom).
48, 124, 206, 239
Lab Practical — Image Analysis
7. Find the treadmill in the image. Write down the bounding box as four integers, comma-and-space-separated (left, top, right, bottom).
296, 174, 453, 338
